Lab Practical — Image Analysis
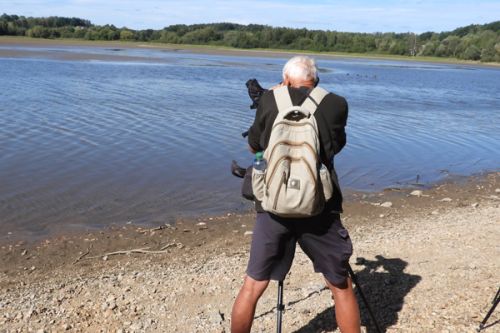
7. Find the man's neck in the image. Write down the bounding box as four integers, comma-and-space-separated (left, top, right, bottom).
289, 80, 315, 89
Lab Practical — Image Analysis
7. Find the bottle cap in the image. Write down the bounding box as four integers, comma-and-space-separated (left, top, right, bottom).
255, 151, 263, 160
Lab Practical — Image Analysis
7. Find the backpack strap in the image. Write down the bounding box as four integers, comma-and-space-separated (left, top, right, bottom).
301, 86, 329, 114
273, 86, 293, 113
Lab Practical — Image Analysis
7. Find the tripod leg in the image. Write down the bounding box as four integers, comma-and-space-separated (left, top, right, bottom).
348, 264, 383, 333
277, 280, 284, 333
478, 287, 500, 332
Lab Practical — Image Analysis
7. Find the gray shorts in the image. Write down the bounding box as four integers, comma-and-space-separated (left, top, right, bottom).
246, 211, 353, 286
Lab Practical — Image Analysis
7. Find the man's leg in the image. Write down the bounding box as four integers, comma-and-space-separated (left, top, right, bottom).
326, 277, 360, 333
231, 275, 269, 333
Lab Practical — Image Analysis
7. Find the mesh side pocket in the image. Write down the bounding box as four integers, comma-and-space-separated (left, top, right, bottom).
320, 166, 333, 202
252, 169, 266, 202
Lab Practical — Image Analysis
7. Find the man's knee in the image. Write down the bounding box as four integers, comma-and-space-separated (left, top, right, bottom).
325, 277, 354, 299
240, 275, 270, 300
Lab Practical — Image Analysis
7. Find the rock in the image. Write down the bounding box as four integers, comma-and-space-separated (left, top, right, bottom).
439, 197, 453, 202
431, 210, 439, 215
21, 250, 27, 256
495, 188, 500, 193
196, 222, 206, 226
244, 231, 253, 236
380, 201, 393, 208
471, 203, 479, 208
410, 190, 423, 197
379, 214, 385, 218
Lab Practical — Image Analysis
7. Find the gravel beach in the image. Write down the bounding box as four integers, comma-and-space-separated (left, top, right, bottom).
1, 172, 499, 332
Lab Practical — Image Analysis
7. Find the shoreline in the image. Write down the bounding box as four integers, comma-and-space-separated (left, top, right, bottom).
0, 172, 498, 331
1, 170, 497, 246
1, 36, 500, 68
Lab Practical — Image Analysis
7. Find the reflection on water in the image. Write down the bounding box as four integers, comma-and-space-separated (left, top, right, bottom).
0, 46, 499, 240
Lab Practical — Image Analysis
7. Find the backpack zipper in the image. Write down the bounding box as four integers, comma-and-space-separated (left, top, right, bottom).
266, 156, 316, 191
267, 140, 317, 168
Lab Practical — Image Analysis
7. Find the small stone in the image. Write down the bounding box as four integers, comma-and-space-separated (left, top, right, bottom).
431, 210, 439, 215
380, 201, 393, 208
410, 190, 423, 197
21, 250, 27, 256
379, 214, 385, 218
196, 222, 206, 226
103, 256, 108, 261
244, 231, 253, 236
471, 202, 479, 208
439, 197, 452, 202
495, 188, 500, 193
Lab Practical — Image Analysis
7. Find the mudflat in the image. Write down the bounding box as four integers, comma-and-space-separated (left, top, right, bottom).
1, 172, 498, 332
1, 36, 499, 67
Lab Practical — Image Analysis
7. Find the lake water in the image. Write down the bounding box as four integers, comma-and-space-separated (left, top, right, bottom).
1, 45, 499, 240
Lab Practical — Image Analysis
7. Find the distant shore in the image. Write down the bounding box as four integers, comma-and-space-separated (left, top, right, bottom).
1, 36, 499, 68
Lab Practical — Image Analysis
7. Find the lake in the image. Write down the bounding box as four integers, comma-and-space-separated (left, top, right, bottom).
1, 44, 499, 240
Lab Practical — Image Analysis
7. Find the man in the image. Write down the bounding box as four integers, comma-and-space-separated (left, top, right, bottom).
231, 56, 360, 333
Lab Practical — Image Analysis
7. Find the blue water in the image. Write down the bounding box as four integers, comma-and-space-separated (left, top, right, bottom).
0, 45, 499, 240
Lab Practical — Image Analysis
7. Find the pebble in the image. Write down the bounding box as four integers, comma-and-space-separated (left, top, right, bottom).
431, 210, 439, 215
244, 231, 253, 236
380, 201, 393, 208
471, 202, 479, 208
410, 190, 423, 197
495, 188, 500, 193
439, 197, 453, 202
196, 222, 206, 226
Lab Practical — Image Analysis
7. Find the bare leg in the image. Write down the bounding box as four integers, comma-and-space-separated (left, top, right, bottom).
326, 277, 361, 333
231, 275, 270, 333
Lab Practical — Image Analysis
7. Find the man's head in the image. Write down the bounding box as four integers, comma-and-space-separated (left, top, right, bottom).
282, 56, 318, 88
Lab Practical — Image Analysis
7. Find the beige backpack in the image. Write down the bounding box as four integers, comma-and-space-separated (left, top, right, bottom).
252, 86, 333, 217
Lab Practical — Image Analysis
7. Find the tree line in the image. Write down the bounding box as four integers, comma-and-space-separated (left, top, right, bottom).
1, 13, 499, 62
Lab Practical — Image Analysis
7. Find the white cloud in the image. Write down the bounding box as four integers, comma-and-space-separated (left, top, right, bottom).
1, 0, 499, 32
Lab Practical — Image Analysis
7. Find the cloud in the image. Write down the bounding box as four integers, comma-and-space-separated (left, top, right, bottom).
2, 0, 499, 32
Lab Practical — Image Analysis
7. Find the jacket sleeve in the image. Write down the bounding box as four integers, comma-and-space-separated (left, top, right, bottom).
331, 98, 348, 155
247, 90, 274, 152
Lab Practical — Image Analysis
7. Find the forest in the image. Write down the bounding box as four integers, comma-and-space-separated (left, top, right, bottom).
1, 13, 499, 62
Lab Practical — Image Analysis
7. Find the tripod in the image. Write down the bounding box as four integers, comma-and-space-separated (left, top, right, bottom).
477, 287, 499, 332
275, 263, 383, 333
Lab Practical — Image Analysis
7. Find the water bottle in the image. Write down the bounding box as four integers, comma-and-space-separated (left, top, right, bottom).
253, 151, 267, 174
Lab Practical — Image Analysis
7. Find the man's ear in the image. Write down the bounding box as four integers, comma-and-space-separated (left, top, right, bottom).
283, 76, 291, 86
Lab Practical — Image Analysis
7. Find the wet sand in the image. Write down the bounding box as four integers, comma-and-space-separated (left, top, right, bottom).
0, 172, 498, 331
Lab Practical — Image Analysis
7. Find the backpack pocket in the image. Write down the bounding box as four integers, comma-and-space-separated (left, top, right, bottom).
319, 165, 333, 202
251, 168, 266, 202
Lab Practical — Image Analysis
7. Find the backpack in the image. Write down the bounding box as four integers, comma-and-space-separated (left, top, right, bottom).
252, 86, 333, 217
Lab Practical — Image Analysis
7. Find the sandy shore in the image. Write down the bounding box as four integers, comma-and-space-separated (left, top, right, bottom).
1, 36, 499, 68
0, 172, 499, 332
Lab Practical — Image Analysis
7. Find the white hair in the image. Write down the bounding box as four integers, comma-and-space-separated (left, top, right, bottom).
282, 56, 318, 82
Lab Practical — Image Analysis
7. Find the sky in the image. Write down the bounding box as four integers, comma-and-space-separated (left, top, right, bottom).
1, 0, 499, 33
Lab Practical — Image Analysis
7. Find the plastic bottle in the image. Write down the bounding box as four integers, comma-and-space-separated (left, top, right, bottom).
253, 151, 267, 174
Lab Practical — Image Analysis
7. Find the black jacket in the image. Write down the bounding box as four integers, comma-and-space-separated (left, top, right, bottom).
247, 86, 348, 213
